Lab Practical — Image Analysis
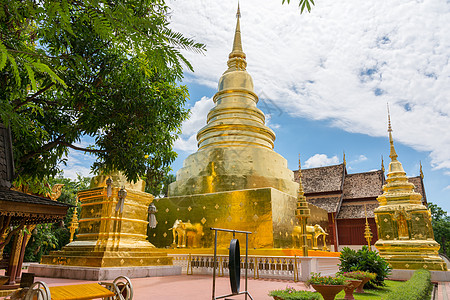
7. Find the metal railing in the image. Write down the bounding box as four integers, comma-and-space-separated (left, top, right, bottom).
169, 254, 339, 281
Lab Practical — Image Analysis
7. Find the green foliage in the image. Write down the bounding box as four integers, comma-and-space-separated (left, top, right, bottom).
145, 173, 176, 198
281, 0, 315, 14
0, 0, 204, 189
386, 269, 432, 300
338, 270, 376, 280
338, 246, 392, 288
23, 175, 89, 262
268, 286, 321, 300
428, 202, 450, 256
305, 273, 347, 287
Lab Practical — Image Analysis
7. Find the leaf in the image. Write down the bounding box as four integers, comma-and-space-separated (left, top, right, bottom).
0, 40, 7, 71
7, 54, 21, 86
24, 63, 37, 91
33, 62, 67, 88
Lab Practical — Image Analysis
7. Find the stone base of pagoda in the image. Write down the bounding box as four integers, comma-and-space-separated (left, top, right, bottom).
28, 264, 181, 281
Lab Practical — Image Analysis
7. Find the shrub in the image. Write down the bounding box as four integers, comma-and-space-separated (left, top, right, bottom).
305, 273, 347, 287
338, 270, 377, 280
268, 286, 321, 300
338, 246, 392, 287
387, 269, 432, 300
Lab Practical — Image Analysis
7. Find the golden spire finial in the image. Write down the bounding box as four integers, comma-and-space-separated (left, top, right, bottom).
420, 161, 424, 179
364, 204, 373, 250
230, 3, 244, 54
296, 153, 310, 257
232, 3, 242, 53
381, 155, 385, 173
226, 3, 247, 71
387, 103, 398, 161
343, 151, 346, 165
297, 154, 304, 196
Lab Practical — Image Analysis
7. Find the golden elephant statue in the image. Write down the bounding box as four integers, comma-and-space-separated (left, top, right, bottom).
169, 219, 203, 248
292, 224, 328, 250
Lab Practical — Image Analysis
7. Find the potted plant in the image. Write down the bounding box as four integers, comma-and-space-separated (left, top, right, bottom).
344, 271, 376, 293
268, 286, 321, 300
338, 272, 362, 300
305, 273, 347, 300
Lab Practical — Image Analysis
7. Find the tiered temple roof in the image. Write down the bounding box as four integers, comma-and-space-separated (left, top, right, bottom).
343, 170, 384, 200
293, 164, 426, 220
294, 164, 345, 194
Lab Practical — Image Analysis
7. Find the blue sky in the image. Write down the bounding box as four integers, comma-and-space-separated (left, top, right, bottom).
61, 0, 450, 213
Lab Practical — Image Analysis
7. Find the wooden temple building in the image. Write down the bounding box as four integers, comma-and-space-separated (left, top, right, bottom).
0, 124, 71, 292
294, 160, 427, 252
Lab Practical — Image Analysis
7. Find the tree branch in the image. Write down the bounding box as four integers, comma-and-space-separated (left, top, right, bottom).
13, 83, 55, 110
19, 135, 66, 163
59, 142, 105, 153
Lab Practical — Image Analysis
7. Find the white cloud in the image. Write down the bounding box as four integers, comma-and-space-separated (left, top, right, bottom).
60, 137, 96, 179
265, 114, 281, 130
174, 96, 214, 152
351, 155, 368, 164
304, 154, 340, 168
62, 166, 92, 180
169, 0, 450, 174
444, 185, 450, 191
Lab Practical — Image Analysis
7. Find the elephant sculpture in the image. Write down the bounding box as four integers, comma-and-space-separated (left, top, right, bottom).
169, 220, 203, 248
292, 224, 328, 250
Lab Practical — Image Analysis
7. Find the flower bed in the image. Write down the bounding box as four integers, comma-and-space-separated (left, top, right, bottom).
268, 286, 321, 300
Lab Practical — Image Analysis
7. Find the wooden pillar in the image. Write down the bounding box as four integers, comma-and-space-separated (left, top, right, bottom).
15, 225, 35, 282
6, 232, 24, 285
332, 213, 339, 252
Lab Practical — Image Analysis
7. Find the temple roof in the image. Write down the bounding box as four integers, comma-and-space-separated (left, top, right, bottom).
294, 164, 345, 194
307, 196, 342, 213
337, 203, 379, 219
408, 176, 426, 200
343, 170, 384, 199
0, 123, 72, 225
0, 124, 14, 189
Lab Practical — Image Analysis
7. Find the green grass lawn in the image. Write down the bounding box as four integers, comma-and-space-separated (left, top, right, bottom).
332, 280, 405, 300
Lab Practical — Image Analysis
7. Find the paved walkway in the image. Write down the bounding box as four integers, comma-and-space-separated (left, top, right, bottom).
23, 274, 311, 300
2, 271, 449, 299
438, 281, 449, 300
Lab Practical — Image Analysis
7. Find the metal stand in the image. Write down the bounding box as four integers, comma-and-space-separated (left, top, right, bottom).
210, 228, 254, 300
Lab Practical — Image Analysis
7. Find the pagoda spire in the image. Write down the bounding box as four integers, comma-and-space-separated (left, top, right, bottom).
387, 104, 398, 162
420, 161, 424, 179
226, 3, 247, 71
296, 154, 310, 257
381, 155, 385, 173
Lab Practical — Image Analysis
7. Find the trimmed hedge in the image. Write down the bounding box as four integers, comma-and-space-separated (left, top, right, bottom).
387, 269, 432, 300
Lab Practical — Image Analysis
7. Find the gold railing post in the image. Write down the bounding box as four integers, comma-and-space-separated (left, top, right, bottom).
187, 253, 193, 275
293, 255, 299, 282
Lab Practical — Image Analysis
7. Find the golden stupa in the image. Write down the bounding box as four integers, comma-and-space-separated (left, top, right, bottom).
374, 113, 447, 271
37, 172, 173, 269
150, 6, 328, 250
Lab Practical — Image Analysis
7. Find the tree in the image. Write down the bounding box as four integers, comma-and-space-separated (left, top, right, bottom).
0, 0, 205, 193
282, 0, 316, 13
145, 173, 176, 198
428, 202, 450, 256
23, 175, 90, 262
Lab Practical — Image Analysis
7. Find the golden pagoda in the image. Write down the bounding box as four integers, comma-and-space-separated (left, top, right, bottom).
30, 172, 178, 279
374, 112, 447, 271
150, 6, 328, 250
